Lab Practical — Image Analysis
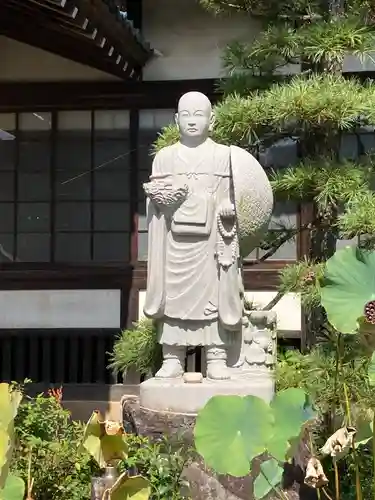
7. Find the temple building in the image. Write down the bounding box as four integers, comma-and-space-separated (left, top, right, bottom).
0, 0, 372, 415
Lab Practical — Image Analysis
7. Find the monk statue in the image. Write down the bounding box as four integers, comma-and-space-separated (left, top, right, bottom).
143, 91, 274, 381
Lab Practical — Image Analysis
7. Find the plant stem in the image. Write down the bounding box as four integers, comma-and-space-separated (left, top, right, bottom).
333, 461, 340, 500
322, 487, 334, 500
343, 381, 362, 500
259, 469, 289, 500
373, 410, 375, 500
334, 335, 362, 500
308, 431, 321, 500
333, 333, 341, 417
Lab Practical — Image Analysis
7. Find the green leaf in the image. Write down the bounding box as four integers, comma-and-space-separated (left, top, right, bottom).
0, 384, 22, 489
369, 352, 375, 386
109, 474, 150, 500
0, 385, 21, 429
320, 246, 375, 334
354, 413, 374, 448
267, 389, 315, 461
253, 458, 284, 500
0, 430, 9, 471
271, 389, 314, 438
194, 395, 273, 477
0, 474, 25, 500
267, 436, 290, 463
82, 412, 128, 468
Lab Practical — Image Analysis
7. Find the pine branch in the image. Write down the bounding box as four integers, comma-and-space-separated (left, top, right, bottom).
217, 73, 286, 96
338, 190, 375, 237
248, 217, 320, 265
199, 0, 325, 20
199, 0, 375, 22
263, 290, 285, 311
248, 228, 302, 266
271, 158, 374, 211
221, 19, 375, 91
155, 74, 375, 152
279, 259, 325, 309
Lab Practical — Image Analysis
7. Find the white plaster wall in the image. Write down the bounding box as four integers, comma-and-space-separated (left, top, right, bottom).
0, 23, 373, 85
0, 36, 119, 82
343, 54, 375, 72
142, 0, 375, 81
244, 291, 301, 337
0, 289, 121, 328
138, 290, 301, 338
142, 0, 260, 81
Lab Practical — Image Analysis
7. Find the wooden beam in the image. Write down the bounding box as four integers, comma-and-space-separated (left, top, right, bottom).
5, 0, 75, 21
1, 0, 151, 72
0, 9, 136, 80
0, 79, 221, 111
75, 0, 150, 65
3, 1, 101, 45
3, 0, 95, 39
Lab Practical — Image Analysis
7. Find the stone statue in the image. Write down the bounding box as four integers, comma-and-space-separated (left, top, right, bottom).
143, 91, 274, 383
233, 310, 277, 376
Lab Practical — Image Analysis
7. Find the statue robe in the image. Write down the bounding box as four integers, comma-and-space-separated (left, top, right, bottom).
144, 138, 242, 346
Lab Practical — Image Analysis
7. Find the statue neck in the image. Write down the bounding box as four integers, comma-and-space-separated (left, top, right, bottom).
179, 136, 210, 148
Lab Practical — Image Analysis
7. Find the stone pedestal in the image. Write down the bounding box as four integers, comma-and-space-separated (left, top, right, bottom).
122, 395, 316, 500
139, 374, 274, 414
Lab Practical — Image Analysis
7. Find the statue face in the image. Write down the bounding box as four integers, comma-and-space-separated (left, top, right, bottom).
176, 92, 213, 140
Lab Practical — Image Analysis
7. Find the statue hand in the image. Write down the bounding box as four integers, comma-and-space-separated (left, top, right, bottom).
144, 181, 188, 209
219, 202, 236, 219
248, 310, 277, 329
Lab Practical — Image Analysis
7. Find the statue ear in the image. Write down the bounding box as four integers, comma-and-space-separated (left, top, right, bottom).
175, 112, 179, 127
209, 112, 215, 132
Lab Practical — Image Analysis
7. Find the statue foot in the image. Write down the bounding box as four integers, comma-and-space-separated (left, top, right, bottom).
155, 345, 185, 379
207, 364, 231, 380
206, 346, 231, 380
155, 361, 184, 379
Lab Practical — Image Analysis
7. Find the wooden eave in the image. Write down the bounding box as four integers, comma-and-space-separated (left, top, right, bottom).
0, 0, 154, 80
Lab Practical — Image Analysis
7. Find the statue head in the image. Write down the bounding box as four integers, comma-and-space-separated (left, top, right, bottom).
175, 92, 214, 145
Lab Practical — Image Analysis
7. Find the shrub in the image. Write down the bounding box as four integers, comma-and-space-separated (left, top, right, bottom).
123, 434, 192, 500
109, 319, 162, 378
10, 386, 192, 500
11, 390, 98, 500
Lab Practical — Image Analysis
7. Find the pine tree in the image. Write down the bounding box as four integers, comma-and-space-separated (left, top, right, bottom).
155, 0, 375, 346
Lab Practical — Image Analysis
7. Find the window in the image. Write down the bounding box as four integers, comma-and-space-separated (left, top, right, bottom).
137, 109, 175, 261
0, 110, 131, 263
244, 139, 300, 262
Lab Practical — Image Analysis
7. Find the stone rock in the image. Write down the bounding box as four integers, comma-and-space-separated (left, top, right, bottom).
183, 372, 204, 383
121, 395, 317, 500
139, 376, 274, 413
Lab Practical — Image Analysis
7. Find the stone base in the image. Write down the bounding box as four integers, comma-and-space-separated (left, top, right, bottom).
139, 374, 274, 413
121, 396, 316, 500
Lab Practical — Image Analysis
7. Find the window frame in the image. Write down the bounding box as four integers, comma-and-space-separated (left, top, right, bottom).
0, 109, 134, 266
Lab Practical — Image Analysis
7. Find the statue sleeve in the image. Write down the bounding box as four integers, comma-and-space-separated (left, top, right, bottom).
216, 148, 243, 330
143, 152, 167, 319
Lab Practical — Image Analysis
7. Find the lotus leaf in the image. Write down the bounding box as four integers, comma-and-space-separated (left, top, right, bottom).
194, 395, 273, 477
354, 413, 373, 448
253, 458, 284, 500
320, 246, 375, 334
0, 384, 22, 489
0, 475, 25, 500
108, 473, 150, 500
195, 389, 314, 477
0, 385, 21, 429
267, 389, 315, 462
82, 412, 128, 469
